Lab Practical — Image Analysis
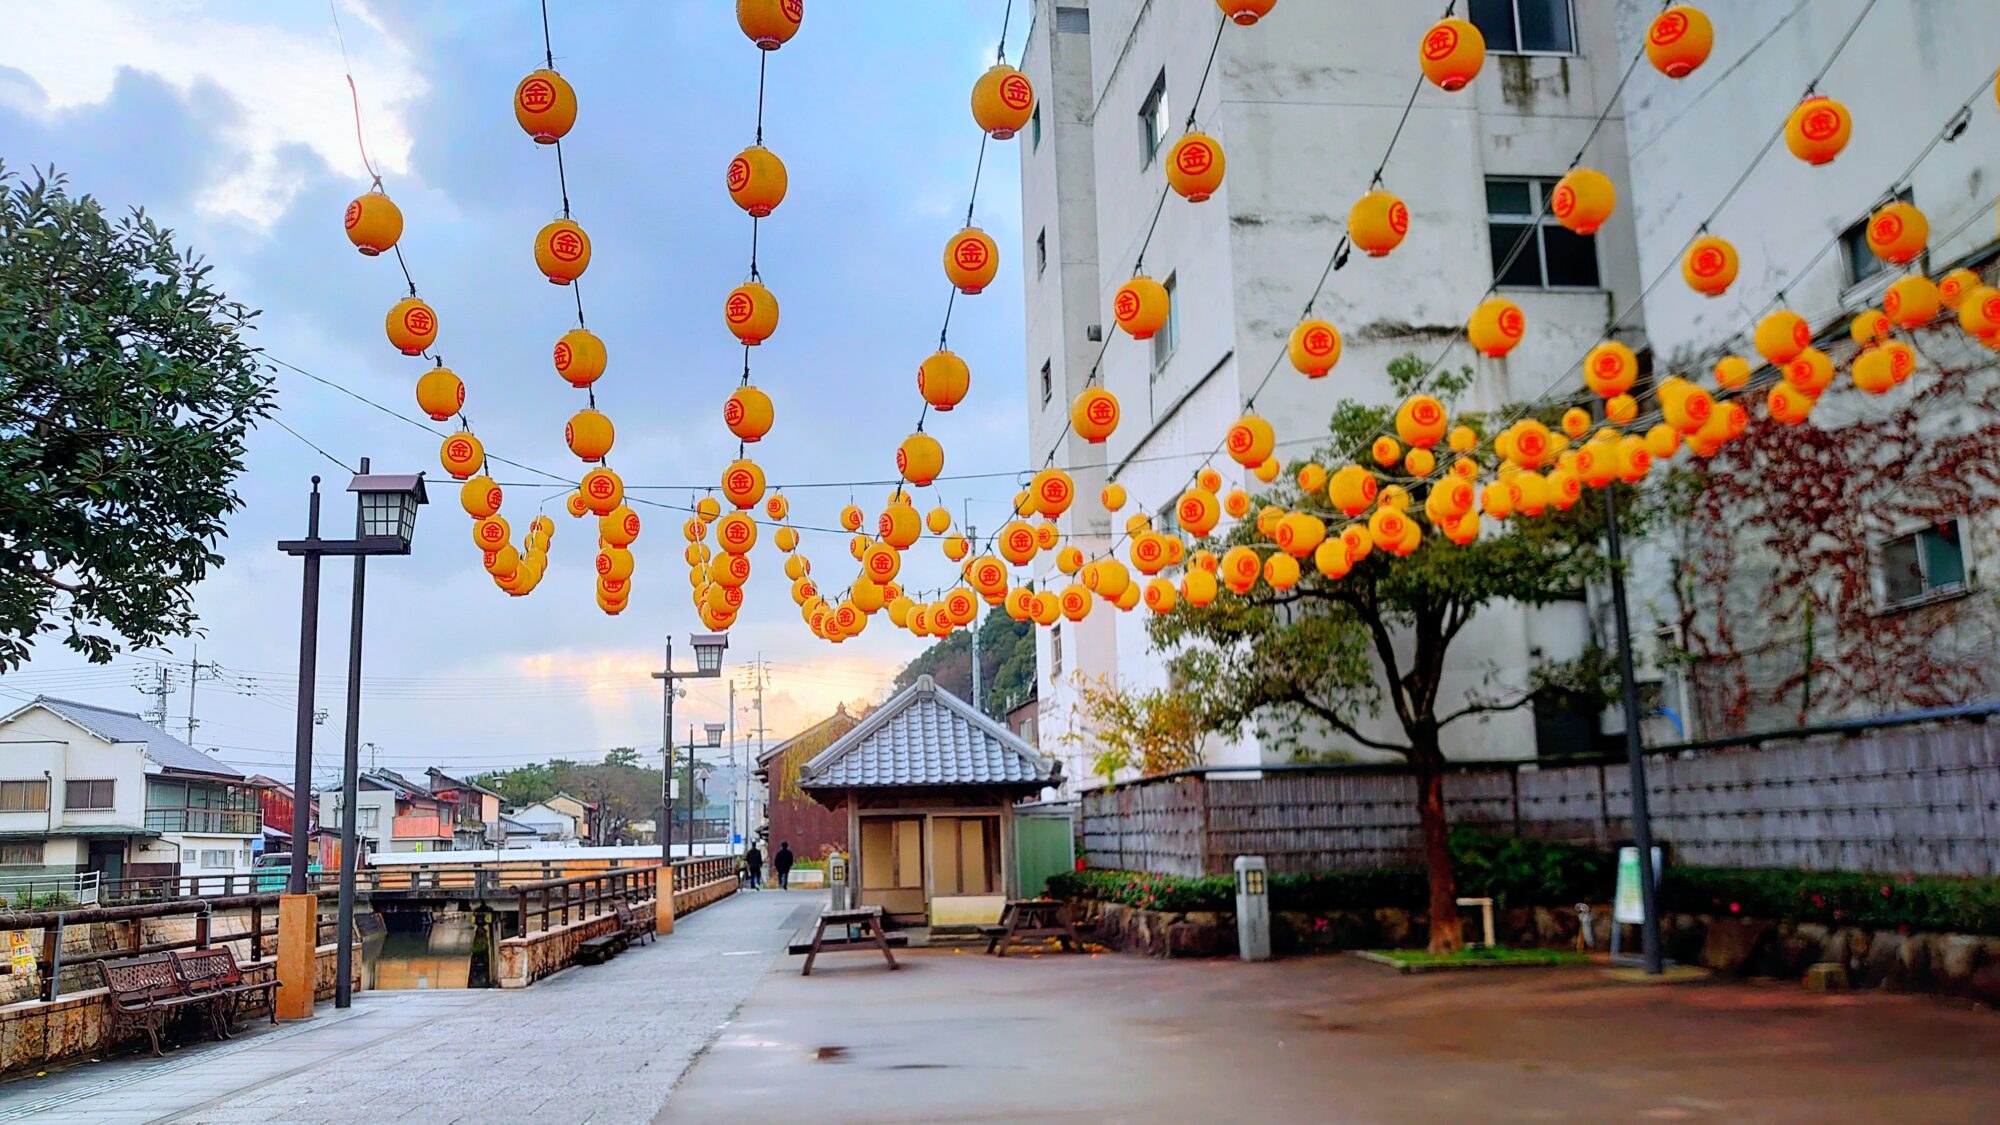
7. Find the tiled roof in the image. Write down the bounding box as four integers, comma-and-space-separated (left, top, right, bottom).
757, 704, 858, 766
799, 676, 1059, 792
24, 696, 241, 778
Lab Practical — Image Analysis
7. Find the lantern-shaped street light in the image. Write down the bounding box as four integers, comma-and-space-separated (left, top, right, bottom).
691, 634, 729, 676
653, 632, 729, 861
349, 471, 427, 551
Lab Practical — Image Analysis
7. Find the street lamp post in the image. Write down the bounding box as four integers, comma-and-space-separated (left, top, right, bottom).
1603, 485, 1664, 975
694, 721, 724, 858
652, 634, 727, 867
278, 458, 427, 1010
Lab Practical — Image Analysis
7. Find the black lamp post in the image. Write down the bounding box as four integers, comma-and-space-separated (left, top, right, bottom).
278, 458, 427, 1009
691, 721, 725, 857
652, 633, 727, 866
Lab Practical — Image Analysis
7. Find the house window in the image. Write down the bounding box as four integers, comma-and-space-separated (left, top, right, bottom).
0, 780, 49, 813
359, 807, 381, 831
1487, 177, 1600, 289
1151, 273, 1180, 371
1842, 188, 1914, 288
1040, 361, 1053, 406
1882, 522, 1967, 608
1139, 71, 1169, 167
1037, 228, 1048, 276
1050, 625, 1063, 679
1030, 104, 1042, 149
200, 849, 232, 869
65, 779, 115, 810
1055, 5, 1089, 34
1470, 0, 1575, 55
0, 842, 42, 866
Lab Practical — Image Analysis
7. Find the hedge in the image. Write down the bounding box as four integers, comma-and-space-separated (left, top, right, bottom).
1049, 831, 2000, 936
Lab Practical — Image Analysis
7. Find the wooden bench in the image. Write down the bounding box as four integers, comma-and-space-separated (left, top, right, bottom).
99, 953, 223, 1057
793, 906, 900, 976
615, 900, 654, 947
575, 930, 627, 964
171, 947, 279, 1039
983, 899, 1084, 957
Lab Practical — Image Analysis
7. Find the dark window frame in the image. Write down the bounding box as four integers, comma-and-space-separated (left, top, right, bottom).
1469, 0, 1577, 56
65, 778, 115, 810
1486, 176, 1602, 291
1138, 71, 1170, 168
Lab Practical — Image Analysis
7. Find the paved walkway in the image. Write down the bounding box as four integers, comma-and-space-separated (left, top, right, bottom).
0, 889, 818, 1125
664, 946, 2000, 1123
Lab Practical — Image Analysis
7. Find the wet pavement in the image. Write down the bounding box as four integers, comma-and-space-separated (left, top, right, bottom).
662, 944, 2000, 1123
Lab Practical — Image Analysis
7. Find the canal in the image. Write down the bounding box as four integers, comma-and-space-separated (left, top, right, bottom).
361, 910, 483, 989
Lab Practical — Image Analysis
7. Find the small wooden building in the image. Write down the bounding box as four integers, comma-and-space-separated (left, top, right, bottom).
798, 676, 1060, 927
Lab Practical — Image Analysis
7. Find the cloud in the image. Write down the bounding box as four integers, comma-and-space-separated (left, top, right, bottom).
0, 0, 424, 226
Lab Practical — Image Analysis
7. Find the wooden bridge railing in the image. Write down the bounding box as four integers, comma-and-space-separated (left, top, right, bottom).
673, 857, 738, 894
512, 865, 659, 935
0, 894, 338, 1001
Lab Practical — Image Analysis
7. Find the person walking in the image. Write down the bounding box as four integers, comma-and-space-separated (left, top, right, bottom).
774, 842, 794, 891
743, 842, 763, 890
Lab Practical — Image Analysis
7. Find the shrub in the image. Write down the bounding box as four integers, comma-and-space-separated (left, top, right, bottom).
1661, 867, 2000, 936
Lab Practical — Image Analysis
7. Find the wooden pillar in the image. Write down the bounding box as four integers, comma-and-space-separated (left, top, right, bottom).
655, 863, 675, 935
276, 893, 317, 1020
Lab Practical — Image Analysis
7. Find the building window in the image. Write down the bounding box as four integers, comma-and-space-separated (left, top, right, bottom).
1139, 71, 1169, 167
1040, 361, 1053, 406
200, 849, 232, 869
145, 779, 260, 835
1842, 188, 1914, 289
1030, 104, 1042, 150
0, 780, 49, 813
1470, 0, 1575, 55
65, 779, 115, 810
359, 807, 381, 831
1055, 5, 1089, 34
1037, 228, 1048, 275
1151, 273, 1180, 372
1049, 625, 1063, 679
0, 842, 43, 866
1487, 178, 1600, 290
1881, 522, 1968, 609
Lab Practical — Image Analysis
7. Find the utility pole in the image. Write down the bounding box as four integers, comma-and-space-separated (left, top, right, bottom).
748, 658, 768, 842
656, 637, 675, 864
966, 524, 982, 714
183, 645, 218, 744
1603, 486, 1663, 975
133, 662, 173, 727
727, 678, 738, 848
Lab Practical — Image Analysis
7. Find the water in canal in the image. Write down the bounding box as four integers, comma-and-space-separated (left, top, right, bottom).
361, 911, 481, 989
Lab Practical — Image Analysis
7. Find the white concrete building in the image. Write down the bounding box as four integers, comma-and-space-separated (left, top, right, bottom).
0, 697, 261, 882
1016, 0, 1641, 782
1607, 0, 2000, 736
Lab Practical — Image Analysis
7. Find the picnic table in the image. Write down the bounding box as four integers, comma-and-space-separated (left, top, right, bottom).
980, 898, 1083, 957
793, 905, 901, 976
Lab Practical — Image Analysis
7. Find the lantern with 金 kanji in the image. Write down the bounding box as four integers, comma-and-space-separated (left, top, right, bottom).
1851, 309, 1891, 347
1275, 512, 1327, 558
1682, 235, 1738, 296
386, 296, 438, 356
1754, 310, 1811, 366
1713, 356, 1750, 390
1289, 318, 1343, 376
1647, 6, 1713, 77
1217, 0, 1277, 25
880, 505, 923, 550
725, 281, 779, 345
460, 476, 502, 520
1263, 553, 1300, 591
472, 515, 509, 554
534, 219, 591, 285
968, 555, 1008, 597
971, 64, 1035, 139
774, 526, 798, 553
727, 145, 788, 217
1312, 538, 1350, 580
1884, 275, 1941, 330
1166, 133, 1226, 203
557, 406, 615, 465
1223, 488, 1251, 519
344, 190, 402, 256
722, 458, 766, 510
860, 540, 898, 583
1224, 414, 1276, 467
1219, 545, 1261, 593
1867, 200, 1928, 265
1181, 566, 1219, 607
440, 431, 483, 480
917, 350, 970, 411
725, 384, 775, 443
1033, 521, 1060, 551
1254, 456, 1280, 484
1939, 268, 1983, 310
1552, 167, 1615, 236
896, 432, 944, 487
579, 466, 623, 516
697, 497, 723, 523
1085, 559, 1131, 601
1367, 506, 1410, 552
1176, 488, 1221, 538
1348, 189, 1409, 257
1196, 467, 1222, 494
553, 327, 607, 387
1510, 420, 1556, 469
1058, 584, 1092, 623
1447, 426, 1476, 454
1852, 347, 1895, 395
944, 227, 1000, 294
514, 69, 576, 143
1143, 576, 1179, 614
1101, 482, 1127, 511
1419, 18, 1484, 90
1883, 340, 1918, 383
836, 504, 862, 532
1959, 287, 2000, 336
1298, 463, 1327, 494
1659, 377, 1714, 434
1480, 481, 1514, 519
1371, 436, 1401, 469
714, 511, 757, 555
1070, 386, 1121, 443
1767, 381, 1815, 425
415, 365, 464, 421
601, 505, 639, 548
1394, 395, 1448, 449
998, 520, 1038, 566
1405, 448, 1435, 477
738, 0, 803, 49
1466, 298, 1525, 358
1785, 94, 1851, 165
925, 506, 952, 535
595, 546, 635, 583
1115, 276, 1171, 340
1584, 341, 1637, 397
1561, 408, 1591, 440
1328, 465, 1377, 516
1032, 469, 1076, 517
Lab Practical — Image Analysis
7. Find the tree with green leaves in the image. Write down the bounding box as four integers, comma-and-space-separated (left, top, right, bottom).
1153, 356, 1621, 953
0, 166, 273, 668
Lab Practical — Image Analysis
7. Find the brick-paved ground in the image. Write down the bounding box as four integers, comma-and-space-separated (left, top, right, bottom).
0, 888, 817, 1125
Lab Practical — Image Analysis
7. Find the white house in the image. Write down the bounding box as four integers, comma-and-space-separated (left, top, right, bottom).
507, 802, 578, 842
0, 696, 263, 881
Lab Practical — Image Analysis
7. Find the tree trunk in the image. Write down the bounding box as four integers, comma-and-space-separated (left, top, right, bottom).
1411, 744, 1462, 954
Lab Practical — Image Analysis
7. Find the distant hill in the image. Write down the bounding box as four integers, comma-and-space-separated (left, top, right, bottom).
893, 611, 1035, 716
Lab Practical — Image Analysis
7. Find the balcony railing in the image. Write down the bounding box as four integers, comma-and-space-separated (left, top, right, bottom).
391, 814, 447, 839
143, 808, 262, 835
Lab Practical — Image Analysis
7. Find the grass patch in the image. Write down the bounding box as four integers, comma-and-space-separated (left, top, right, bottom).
1370, 947, 1586, 967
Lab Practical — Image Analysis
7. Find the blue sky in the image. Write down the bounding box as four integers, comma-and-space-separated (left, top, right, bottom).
0, 1, 1032, 780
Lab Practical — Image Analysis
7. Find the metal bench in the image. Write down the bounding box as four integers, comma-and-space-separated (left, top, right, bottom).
171, 946, 279, 1039
614, 900, 654, 947
99, 954, 220, 1057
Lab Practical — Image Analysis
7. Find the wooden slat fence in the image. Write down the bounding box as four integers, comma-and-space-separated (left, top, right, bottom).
1080, 719, 2000, 878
